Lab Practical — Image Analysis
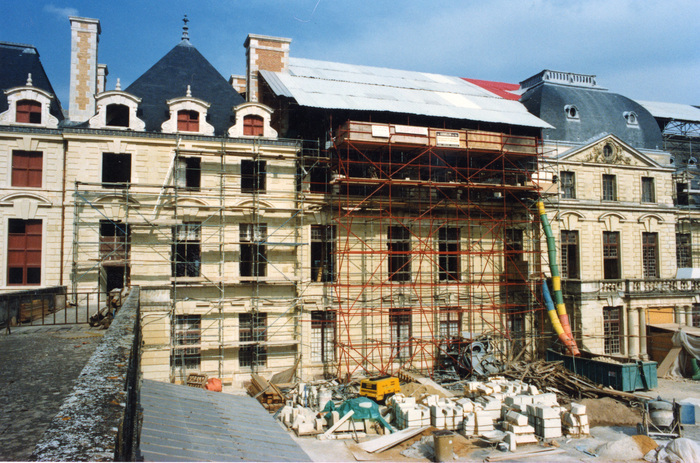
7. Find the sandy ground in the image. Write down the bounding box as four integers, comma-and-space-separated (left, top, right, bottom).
292, 378, 700, 462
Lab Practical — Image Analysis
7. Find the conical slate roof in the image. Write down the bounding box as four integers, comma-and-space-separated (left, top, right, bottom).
125, 40, 244, 135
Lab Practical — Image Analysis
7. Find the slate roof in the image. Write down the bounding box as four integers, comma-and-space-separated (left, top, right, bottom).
0, 42, 64, 121
261, 58, 551, 129
138, 379, 311, 462
520, 82, 663, 150
125, 40, 244, 135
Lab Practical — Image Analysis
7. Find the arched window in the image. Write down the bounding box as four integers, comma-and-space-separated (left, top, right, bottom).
177, 110, 199, 132
16, 99, 42, 124
106, 104, 130, 127
243, 115, 264, 136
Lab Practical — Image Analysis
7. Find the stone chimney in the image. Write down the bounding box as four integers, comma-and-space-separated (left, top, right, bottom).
69, 16, 100, 122
244, 34, 291, 103
97, 64, 108, 94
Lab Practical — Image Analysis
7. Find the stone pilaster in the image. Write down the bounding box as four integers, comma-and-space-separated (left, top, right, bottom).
69, 16, 100, 122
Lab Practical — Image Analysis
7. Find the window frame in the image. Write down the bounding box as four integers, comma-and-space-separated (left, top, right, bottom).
603, 306, 622, 355
172, 223, 201, 278
641, 177, 655, 203
241, 160, 266, 194
311, 225, 336, 282
240, 223, 267, 277
603, 231, 621, 280
102, 152, 132, 188
177, 110, 200, 132
175, 157, 201, 190
11, 150, 43, 188
16, 99, 42, 124
602, 174, 617, 201
389, 307, 412, 361
105, 103, 130, 127
561, 230, 580, 279
388, 225, 411, 282
676, 233, 692, 269
7, 219, 42, 286
243, 115, 264, 136
99, 220, 130, 263
311, 310, 336, 363
439, 307, 461, 339
171, 314, 201, 371
560, 171, 576, 199
438, 227, 460, 281
239, 312, 267, 368
642, 232, 659, 278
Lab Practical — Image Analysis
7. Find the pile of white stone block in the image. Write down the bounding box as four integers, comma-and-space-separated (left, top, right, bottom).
561, 403, 590, 436
278, 405, 327, 436
387, 376, 590, 443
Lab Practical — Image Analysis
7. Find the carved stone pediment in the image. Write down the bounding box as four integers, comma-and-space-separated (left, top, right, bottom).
582, 140, 636, 165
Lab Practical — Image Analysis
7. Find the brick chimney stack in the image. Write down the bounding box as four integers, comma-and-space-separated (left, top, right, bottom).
68, 17, 100, 122
244, 34, 291, 103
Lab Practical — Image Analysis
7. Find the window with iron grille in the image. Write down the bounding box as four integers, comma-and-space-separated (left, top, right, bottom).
177, 110, 199, 132
642, 232, 659, 278
439, 307, 461, 338
243, 115, 264, 136
560, 171, 576, 199
172, 223, 201, 277
240, 224, 267, 277
561, 230, 580, 279
311, 310, 336, 363
603, 306, 622, 355
241, 160, 266, 193
641, 177, 655, 203
11, 150, 42, 188
239, 313, 267, 368
390, 308, 412, 361
603, 174, 617, 201
311, 225, 335, 282
175, 157, 201, 190
438, 227, 460, 281
676, 233, 692, 268
171, 314, 201, 370
603, 231, 621, 279
7, 219, 41, 285
388, 226, 411, 281
16, 99, 41, 124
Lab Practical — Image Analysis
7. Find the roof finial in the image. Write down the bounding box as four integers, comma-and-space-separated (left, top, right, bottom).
116, 78, 121, 91
182, 15, 190, 41
26, 73, 33, 86
186, 85, 192, 97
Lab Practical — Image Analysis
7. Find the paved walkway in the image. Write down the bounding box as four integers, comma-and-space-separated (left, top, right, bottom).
0, 324, 104, 461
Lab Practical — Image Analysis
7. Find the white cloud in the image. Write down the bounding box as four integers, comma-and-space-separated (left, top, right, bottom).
43, 4, 79, 20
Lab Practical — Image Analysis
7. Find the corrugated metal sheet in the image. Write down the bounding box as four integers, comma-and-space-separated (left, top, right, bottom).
138, 379, 310, 462
636, 100, 700, 123
260, 58, 552, 129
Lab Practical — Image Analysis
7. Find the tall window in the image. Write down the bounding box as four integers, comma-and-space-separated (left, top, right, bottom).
677, 233, 692, 268
12, 150, 42, 188
561, 230, 580, 279
311, 225, 335, 282
240, 224, 267, 277
641, 177, 655, 203
438, 227, 460, 281
102, 152, 131, 188
7, 219, 41, 285
390, 308, 412, 361
16, 99, 41, 124
241, 160, 266, 193
105, 104, 129, 127
99, 220, 130, 263
175, 157, 201, 190
439, 307, 461, 338
692, 303, 700, 328
172, 223, 201, 277
603, 174, 617, 201
239, 313, 267, 368
560, 171, 576, 199
177, 110, 199, 132
388, 226, 411, 281
171, 315, 201, 371
603, 231, 620, 279
311, 311, 336, 363
243, 115, 264, 136
642, 232, 659, 278
603, 306, 622, 355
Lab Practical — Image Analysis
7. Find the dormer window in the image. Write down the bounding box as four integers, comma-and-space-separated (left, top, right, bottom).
243, 115, 264, 136
106, 103, 130, 127
564, 105, 579, 120
16, 100, 42, 124
161, 86, 214, 136
177, 110, 200, 132
623, 111, 638, 127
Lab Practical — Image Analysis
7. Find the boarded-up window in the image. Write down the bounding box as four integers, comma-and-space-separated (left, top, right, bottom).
7, 219, 41, 285
12, 150, 42, 188
243, 115, 264, 136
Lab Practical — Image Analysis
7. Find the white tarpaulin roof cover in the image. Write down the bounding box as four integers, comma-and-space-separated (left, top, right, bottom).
260, 58, 552, 129
637, 100, 700, 123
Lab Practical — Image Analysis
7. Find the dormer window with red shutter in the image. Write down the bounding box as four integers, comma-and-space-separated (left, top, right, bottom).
16, 100, 42, 124
177, 110, 200, 132
243, 115, 264, 136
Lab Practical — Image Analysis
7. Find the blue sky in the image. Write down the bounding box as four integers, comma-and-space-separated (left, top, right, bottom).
3, 1, 699, 108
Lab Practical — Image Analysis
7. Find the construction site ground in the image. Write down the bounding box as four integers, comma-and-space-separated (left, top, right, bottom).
291, 377, 700, 462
